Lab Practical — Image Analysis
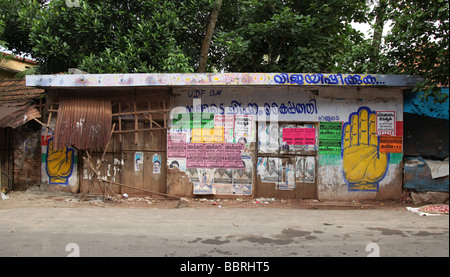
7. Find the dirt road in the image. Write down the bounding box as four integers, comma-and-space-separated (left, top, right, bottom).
0, 186, 421, 211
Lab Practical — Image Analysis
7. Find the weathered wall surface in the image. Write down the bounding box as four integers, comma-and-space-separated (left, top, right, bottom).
12, 122, 42, 190
168, 85, 404, 200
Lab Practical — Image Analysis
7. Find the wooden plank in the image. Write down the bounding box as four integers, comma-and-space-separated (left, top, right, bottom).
122, 121, 136, 195
134, 97, 138, 145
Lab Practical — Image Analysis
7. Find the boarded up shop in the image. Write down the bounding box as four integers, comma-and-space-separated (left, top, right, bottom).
26, 73, 421, 201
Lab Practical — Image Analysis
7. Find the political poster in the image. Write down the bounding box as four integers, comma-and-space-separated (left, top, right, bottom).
379, 136, 402, 153
167, 132, 187, 158
377, 111, 396, 136
186, 143, 205, 168
205, 143, 224, 168
282, 128, 316, 145
319, 122, 342, 155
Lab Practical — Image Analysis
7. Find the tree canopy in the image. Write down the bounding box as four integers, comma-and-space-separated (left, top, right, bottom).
0, 0, 448, 102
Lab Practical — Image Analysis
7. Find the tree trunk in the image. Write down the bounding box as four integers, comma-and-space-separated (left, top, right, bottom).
371, 0, 387, 66
198, 0, 223, 73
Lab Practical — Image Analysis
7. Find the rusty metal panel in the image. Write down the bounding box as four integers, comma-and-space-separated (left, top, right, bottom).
0, 103, 41, 128
53, 99, 112, 150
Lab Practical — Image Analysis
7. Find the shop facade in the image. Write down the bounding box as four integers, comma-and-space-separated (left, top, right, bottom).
26, 73, 421, 201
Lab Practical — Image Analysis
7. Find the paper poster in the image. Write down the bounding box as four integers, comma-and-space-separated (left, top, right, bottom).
214, 115, 234, 143
224, 143, 244, 169
377, 111, 396, 136
233, 183, 252, 195
257, 157, 267, 178
260, 157, 282, 183
205, 143, 224, 168
233, 156, 253, 185
319, 122, 342, 155
186, 168, 200, 182
201, 113, 215, 143
234, 115, 253, 144
319, 122, 342, 139
191, 128, 202, 143
213, 183, 234, 195
233, 156, 253, 195
379, 136, 402, 153
167, 132, 187, 158
319, 139, 341, 155
186, 143, 205, 168
168, 158, 186, 172
192, 168, 213, 194
296, 156, 315, 183
279, 163, 295, 190
213, 168, 233, 195
213, 168, 233, 184
282, 128, 316, 145
258, 122, 280, 153
135, 152, 143, 171
153, 154, 161, 174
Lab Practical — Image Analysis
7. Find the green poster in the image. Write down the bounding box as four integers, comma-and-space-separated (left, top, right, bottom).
319, 122, 342, 155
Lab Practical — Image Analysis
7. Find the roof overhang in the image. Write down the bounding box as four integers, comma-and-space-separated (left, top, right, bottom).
26, 73, 424, 89
0, 102, 41, 128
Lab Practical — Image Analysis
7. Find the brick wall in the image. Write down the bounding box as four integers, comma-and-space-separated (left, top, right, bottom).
13, 121, 42, 190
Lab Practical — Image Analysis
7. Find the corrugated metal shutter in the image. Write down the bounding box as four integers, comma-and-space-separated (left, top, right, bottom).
53, 98, 112, 150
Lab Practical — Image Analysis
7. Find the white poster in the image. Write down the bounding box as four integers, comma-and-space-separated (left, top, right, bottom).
376, 111, 396, 136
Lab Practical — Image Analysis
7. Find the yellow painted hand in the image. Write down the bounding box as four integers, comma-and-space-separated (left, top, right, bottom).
342, 107, 388, 190
46, 138, 74, 185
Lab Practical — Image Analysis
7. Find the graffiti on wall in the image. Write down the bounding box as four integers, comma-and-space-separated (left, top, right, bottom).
341, 107, 389, 191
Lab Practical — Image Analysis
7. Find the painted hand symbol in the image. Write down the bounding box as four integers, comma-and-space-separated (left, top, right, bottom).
342, 107, 389, 190
46, 138, 74, 185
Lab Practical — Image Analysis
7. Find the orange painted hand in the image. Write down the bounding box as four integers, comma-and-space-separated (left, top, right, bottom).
342, 107, 389, 190
46, 138, 74, 185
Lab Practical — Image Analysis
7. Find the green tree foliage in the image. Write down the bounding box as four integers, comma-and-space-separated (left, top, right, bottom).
385, 0, 449, 103
0, 0, 210, 73
0, 0, 448, 103
213, 0, 368, 73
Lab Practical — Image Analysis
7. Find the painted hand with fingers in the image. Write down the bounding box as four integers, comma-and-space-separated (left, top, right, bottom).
342, 107, 389, 190
46, 137, 74, 185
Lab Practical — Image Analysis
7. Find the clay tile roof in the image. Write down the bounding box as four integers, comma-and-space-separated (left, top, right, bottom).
0, 79, 44, 104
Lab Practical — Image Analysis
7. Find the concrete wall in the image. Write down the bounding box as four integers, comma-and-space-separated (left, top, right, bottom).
168, 85, 404, 201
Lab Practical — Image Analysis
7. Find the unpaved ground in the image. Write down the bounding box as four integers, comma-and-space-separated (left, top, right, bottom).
0, 186, 420, 211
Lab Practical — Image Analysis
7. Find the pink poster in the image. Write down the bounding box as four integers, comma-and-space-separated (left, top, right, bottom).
186, 143, 205, 168
224, 143, 244, 168
282, 128, 316, 145
205, 143, 224, 168
167, 132, 187, 158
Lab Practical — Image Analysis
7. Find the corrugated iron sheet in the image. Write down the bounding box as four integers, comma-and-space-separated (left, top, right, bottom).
0, 102, 41, 128
53, 98, 112, 150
